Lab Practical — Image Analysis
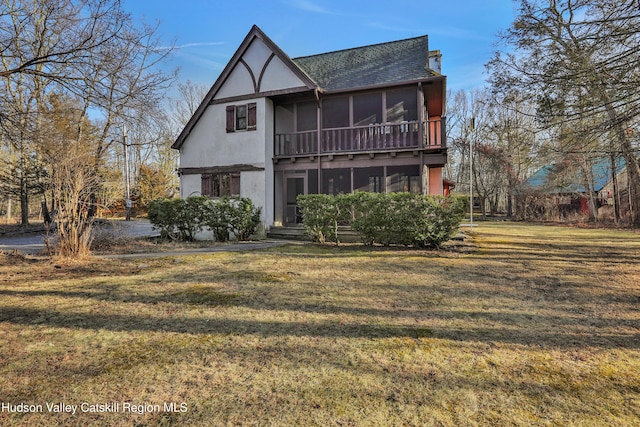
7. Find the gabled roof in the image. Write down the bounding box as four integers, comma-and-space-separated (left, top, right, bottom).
173, 26, 443, 150
293, 35, 437, 92
173, 25, 316, 149
521, 158, 627, 194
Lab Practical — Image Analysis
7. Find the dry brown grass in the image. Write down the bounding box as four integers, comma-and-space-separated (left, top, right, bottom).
0, 222, 639, 426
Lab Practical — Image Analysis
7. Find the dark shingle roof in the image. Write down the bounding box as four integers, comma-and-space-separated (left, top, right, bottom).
292, 35, 436, 92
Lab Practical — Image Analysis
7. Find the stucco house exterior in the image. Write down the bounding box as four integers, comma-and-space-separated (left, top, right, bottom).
172, 25, 448, 230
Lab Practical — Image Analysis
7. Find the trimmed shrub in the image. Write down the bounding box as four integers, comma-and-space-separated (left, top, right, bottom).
149, 196, 262, 242
345, 192, 388, 245
230, 197, 262, 241
297, 194, 341, 244
409, 195, 466, 248
298, 192, 465, 248
148, 198, 181, 239
178, 196, 209, 241
202, 197, 234, 242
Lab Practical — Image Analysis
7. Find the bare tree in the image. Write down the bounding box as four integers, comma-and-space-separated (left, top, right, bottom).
169, 80, 209, 135
488, 0, 640, 226
1, 0, 176, 257
38, 93, 100, 257
446, 87, 541, 217
0, 0, 175, 230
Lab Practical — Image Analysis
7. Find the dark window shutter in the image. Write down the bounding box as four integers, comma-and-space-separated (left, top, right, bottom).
247, 102, 257, 131
201, 174, 212, 196
230, 173, 241, 196
226, 105, 235, 133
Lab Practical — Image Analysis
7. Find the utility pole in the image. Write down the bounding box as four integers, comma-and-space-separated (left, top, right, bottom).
124, 125, 131, 221
469, 117, 475, 226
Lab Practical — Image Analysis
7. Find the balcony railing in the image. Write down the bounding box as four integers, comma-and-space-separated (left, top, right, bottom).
274, 119, 445, 157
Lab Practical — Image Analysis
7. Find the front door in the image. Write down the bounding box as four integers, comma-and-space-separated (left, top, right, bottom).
285, 174, 306, 225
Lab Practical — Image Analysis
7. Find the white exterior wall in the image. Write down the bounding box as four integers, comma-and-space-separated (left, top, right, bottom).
179, 99, 266, 168
215, 38, 308, 100
178, 97, 275, 229
179, 174, 202, 198
262, 99, 274, 227
176, 31, 311, 233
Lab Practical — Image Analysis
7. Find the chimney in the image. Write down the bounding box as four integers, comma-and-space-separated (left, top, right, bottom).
428, 50, 442, 74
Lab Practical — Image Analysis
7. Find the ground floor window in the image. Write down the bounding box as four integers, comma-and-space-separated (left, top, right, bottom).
307, 169, 318, 194
276, 164, 436, 226
322, 168, 351, 195
353, 166, 384, 192
386, 165, 420, 193
315, 165, 421, 195
201, 173, 240, 197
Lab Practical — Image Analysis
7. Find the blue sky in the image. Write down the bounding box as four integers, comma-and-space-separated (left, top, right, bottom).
123, 0, 516, 93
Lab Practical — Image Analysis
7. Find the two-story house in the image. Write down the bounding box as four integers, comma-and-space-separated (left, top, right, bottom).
172, 25, 448, 229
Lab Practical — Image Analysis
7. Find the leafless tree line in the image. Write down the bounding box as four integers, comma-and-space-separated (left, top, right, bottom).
447, 0, 640, 226
0, 0, 179, 256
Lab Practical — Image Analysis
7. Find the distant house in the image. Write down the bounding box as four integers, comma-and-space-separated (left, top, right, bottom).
172, 25, 448, 229
518, 157, 628, 219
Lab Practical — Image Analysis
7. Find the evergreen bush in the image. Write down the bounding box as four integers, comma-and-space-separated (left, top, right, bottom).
296, 194, 341, 244
297, 192, 465, 248
230, 197, 262, 241
149, 196, 262, 242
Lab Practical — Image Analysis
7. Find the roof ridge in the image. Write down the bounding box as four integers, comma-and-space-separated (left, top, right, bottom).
292, 34, 428, 61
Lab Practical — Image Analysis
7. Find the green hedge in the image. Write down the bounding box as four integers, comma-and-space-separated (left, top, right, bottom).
297, 192, 465, 248
148, 196, 261, 242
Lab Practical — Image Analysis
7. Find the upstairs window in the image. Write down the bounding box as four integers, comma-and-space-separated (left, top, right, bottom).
226, 103, 256, 132
322, 97, 349, 129
236, 105, 247, 130
353, 92, 382, 126
386, 88, 417, 123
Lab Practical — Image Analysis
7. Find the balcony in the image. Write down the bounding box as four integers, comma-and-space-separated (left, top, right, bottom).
274, 118, 445, 158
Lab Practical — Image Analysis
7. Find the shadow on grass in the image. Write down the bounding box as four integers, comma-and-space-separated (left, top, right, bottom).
1, 224, 638, 350
1, 293, 637, 353
0, 303, 637, 349
473, 240, 639, 264
0, 305, 433, 340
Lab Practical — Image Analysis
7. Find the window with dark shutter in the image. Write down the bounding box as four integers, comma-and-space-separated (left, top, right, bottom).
247, 103, 257, 131
230, 173, 241, 196
226, 103, 256, 132
201, 174, 213, 196
203, 173, 242, 198
235, 105, 247, 130
226, 105, 235, 133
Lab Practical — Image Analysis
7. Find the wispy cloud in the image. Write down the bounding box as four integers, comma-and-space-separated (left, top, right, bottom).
367, 22, 425, 35
175, 41, 225, 49
282, 0, 336, 14
156, 41, 225, 52
172, 49, 227, 72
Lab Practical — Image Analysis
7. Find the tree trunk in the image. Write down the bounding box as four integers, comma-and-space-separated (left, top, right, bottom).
6, 198, 12, 224
581, 157, 598, 222
600, 91, 640, 226
610, 154, 620, 223
20, 176, 29, 225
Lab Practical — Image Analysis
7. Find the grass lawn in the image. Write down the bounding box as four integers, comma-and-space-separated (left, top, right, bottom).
0, 222, 639, 426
